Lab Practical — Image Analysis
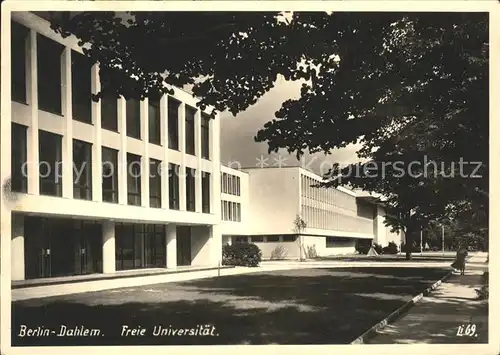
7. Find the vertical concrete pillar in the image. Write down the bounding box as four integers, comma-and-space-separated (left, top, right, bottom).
210, 225, 222, 266
27, 29, 39, 195
195, 110, 202, 213
61, 47, 73, 198
161, 95, 169, 209
102, 220, 116, 274
211, 112, 221, 219
91, 63, 102, 202
141, 98, 150, 207
179, 102, 186, 211
166, 223, 177, 268
118, 98, 128, 205
11, 215, 25, 281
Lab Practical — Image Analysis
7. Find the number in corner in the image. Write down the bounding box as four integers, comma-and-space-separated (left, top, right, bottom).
456, 324, 477, 337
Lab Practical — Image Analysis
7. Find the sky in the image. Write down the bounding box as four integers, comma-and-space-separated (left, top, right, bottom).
218, 75, 362, 177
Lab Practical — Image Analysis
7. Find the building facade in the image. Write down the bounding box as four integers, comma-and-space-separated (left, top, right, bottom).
6, 12, 224, 281
224, 167, 403, 260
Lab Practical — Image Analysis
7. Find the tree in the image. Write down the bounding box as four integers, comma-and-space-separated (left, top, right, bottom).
48, 12, 488, 259
293, 214, 307, 261
255, 13, 488, 259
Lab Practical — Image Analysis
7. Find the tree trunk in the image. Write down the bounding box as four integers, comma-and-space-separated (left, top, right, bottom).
405, 226, 413, 260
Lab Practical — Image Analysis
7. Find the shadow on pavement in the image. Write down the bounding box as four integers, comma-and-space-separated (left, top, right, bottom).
13, 267, 455, 346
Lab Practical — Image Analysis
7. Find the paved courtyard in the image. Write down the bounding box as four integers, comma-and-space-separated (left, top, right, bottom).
12, 267, 449, 346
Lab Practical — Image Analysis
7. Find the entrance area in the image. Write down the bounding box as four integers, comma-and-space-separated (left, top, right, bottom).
24, 216, 103, 279
115, 223, 166, 271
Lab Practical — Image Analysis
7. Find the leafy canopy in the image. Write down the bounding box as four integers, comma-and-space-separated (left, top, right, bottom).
49, 11, 488, 242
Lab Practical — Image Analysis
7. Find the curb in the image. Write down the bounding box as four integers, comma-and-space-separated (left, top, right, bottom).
350, 270, 453, 344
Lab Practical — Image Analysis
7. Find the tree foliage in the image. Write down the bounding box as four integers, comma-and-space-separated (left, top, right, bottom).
48, 11, 489, 257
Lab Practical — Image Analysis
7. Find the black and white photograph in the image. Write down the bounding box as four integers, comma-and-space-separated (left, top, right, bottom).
0, 1, 497, 354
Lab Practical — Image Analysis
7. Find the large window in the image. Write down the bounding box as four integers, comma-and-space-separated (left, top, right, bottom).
222, 173, 227, 193
236, 203, 241, 222
168, 163, 180, 210
73, 139, 92, 200
115, 223, 166, 270
236, 176, 241, 196
71, 51, 92, 123
185, 106, 196, 155
102, 147, 118, 203
149, 159, 162, 208
185, 167, 196, 212
127, 153, 142, 206
251, 236, 264, 243
11, 21, 29, 103
222, 200, 242, 222
144, 224, 166, 268
148, 96, 161, 145
11, 123, 28, 193
267, 235, 280, 242
283, 235, 297, 242
167, 97, 179, 150
201, 113, 210, 159
37, 34, 64, 114
39, 130, 62, 196
101, 95, 118, 131
202, 172, 211, 213
126, 99, 141, 139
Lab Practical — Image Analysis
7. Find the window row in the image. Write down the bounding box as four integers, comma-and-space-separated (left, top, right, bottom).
11, 21, 210, 159
325, 236, 353, 247
300, 174, 356, 211
221, 201, 241, 222
10, 123, 211, 213
221, 172, 241, 196
302, 204, 373, 234
232, 235, 297, 243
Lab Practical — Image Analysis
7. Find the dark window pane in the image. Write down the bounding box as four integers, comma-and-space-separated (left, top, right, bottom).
202, 172, 210, 213
11, 123, 28, 192
168, 97, 179, 150
71, 51, 92, 124
101, 95, 118, 131
251, 236, 264, 243
283, 235, 297, 242
126, 99, 141, 139
12, 21, 29, 103
149, 159, 162, 208
148, 97, 161, 145
102, 147, 118, 203
73, 139, 93, 200
37, 34, 64, 114
185, 167, 196, 212
39, 130, 62, 196
267, 235, 280, 242
168, 163, 180, 210
185, 106, 196, 155
127, 153, 141, 205
201, 113, 210, 159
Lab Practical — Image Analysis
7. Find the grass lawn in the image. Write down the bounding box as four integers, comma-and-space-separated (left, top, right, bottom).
12, 267, 449, 346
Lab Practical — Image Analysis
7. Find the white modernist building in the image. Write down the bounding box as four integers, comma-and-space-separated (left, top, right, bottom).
221, 167, 403, 260
5, 12, 224, 281
4, 12, 403, 284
